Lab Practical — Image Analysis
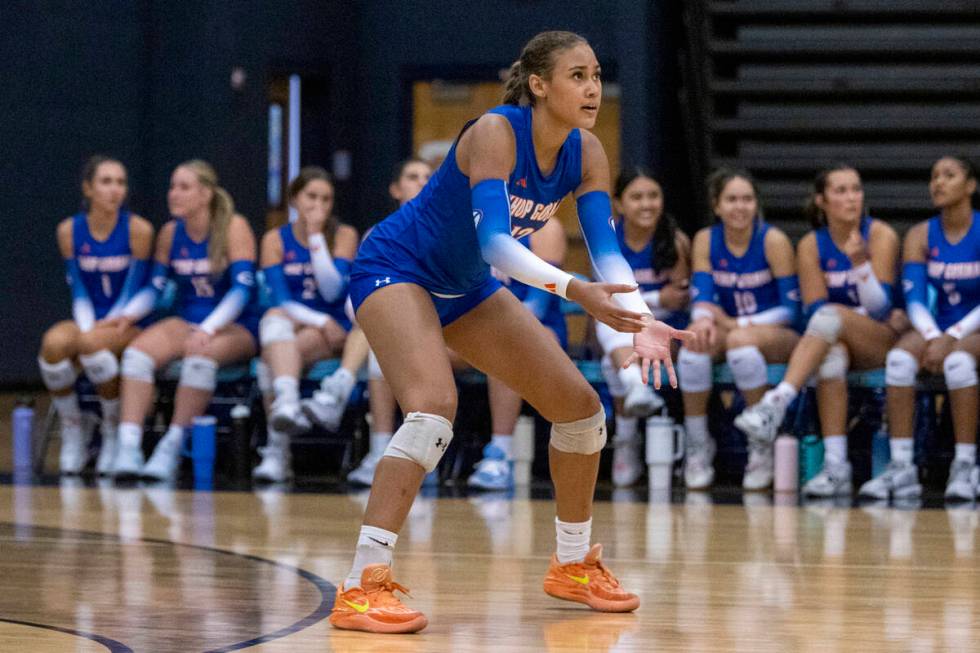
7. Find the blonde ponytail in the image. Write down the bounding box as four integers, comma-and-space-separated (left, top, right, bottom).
179, 159, 235, 274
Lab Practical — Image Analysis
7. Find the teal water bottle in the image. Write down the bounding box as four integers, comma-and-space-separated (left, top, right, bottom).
799, 434, 824, 485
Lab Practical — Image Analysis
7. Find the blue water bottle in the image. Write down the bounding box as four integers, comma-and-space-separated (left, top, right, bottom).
12, 397, 35, 473
870, 390, 891, 477
799, 434, 824, 485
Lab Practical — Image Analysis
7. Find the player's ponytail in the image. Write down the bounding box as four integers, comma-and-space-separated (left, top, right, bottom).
501, 31, 588, 106
180, 159, 235, 274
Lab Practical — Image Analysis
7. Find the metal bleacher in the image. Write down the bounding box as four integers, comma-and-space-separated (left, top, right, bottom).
681, 0, 980, 235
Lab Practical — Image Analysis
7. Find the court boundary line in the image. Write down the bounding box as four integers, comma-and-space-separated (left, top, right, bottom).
0, 617, 133, 653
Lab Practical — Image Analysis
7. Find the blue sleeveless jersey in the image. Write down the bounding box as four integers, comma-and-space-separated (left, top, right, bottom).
279, 224, 352, 330
709, 222, 780, 318
72, 210, 132, 319
354, 104, 582, 296
926, 213, 980, 331
615, 220, 688, 328
499, 234, 567, 346
169, 220, 258, 326
815, 217, 874, 312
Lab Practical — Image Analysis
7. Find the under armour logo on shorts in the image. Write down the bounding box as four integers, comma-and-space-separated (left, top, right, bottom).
375, 277, 391, 287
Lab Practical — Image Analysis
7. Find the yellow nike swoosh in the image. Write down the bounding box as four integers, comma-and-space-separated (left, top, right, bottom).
566, 573, 590, 585
343, 599, 370, 613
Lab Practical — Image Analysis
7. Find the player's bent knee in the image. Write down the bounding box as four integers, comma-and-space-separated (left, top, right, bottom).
678, 347, 713, 393
121, 347, 156, 384
943, 351, 978, 390
805, 305, 842, 344
725, 345, 768, 391
817, 344, 849, 381
550, 407, 607, 455
178, 355, 218, 391
383, 411, 454, 472
37, 357, 77, 392
79, 349, 120, 386
885, 348, 919, 387
260, 313, 295, 346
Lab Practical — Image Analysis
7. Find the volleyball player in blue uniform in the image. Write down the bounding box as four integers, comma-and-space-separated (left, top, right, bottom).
595, 167, 690, 487
468, 216, 568, 491
735, 166, 900, 496
38, 156, 153, 474
253, 167, 358, 483
112, 160, 259, 481
329, 32, 690, 634
860, 156, 980, 501
677, 168, 801, 491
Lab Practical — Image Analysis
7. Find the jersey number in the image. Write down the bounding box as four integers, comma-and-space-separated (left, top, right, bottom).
511, 225, 536, 239
192, 276, 215, 298
302, 277, 317, 300
944, 282, 962, 306
101, 274, 112, 298
734, 291, 757, 316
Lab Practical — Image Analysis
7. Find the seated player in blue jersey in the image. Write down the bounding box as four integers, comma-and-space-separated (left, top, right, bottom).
329, 32, 691, 634
860, 156, 980, 502
735, 165, 900, 497
252, 167, 358, 483
37, 156, 154, 475
304, 160, 435, 489
111, 160, 260, 481
677, 168, 801, 492
595, 167, 690, 487
468, 215, 569, 491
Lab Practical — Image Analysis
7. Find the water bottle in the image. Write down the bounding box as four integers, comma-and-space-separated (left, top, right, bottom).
12, 397, 35, 473
773, 434, 799, 492
229, 404, 251, 484
799, 434, 824, 485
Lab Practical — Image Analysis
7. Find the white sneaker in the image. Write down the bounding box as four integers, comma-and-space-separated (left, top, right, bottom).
112, 440, 145, 478
684, 438, 716, 490
95, 428, 117, 476
59, 427, 90, 475
945, 459, 979, 502
142, 435, 184, 481
252, 445, 293, 483
622, 383, 664, 418
612, 442, 644, 487
803, 460, 852, 497
734, 402, 783, 445
858, 461, 921, 501
347, 451, 383, 486
300, 388, 345, 431
743, 442, 774, 491
268, 397, 311, 435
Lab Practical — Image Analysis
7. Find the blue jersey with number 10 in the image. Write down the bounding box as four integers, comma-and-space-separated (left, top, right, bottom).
709, 221, 780, 318
72, 210, 132, 319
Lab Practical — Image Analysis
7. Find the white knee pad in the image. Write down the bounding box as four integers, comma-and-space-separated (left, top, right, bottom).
944, 351, 978, 391
79, 349, 119, 386
121, 347, 156, 383
678, 347, 713, 393
178, 355, 218, 391
600, 354, 625, 398
38, 357, 77, 392
550, 408, 607, 455
255, 360, 272, 396
805, 305, 842, 344
885, 348, 919, 387
726, 345, 768, 391
595, 320, 633, 355
367, 350, 384, 381
817, 344, 849, 381
383, 411, 454, 472
259, 313, 295, 346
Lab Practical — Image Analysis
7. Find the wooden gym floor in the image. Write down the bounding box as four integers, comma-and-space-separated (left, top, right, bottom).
0, 480, 977, 652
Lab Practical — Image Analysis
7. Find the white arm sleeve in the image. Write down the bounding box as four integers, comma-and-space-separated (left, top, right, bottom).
947, 304, 980, 340
307, 233, 345, 303
736, 305, 792, 328
480, 233, 575, 299
908, 302, 943, 341
281, 300, 330, 329
851, 261, 889, 317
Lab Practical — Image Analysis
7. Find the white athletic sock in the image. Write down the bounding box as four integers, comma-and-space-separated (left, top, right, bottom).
331, 368, 356, 399
490, 434, 512, 458
555, 517, 592, 564
955, 443, 977, 464
614, 415, 639, 445
99, 397, 120, 435
119, 422, 143, 449
890, 438, 913, 465
273, 376, 299, 404
764, 382, 799, 411
345, 525, 398, 589
161, 424, 184, 446
369, 432, 392, 456
823, 435, 848, 466
617, 363, 644, 392
684, 415, 710, 446
52, 394, 82, 438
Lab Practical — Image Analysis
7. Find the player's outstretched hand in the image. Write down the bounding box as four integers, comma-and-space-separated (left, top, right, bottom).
624, 318, 694, 389
567, 279, 648, 333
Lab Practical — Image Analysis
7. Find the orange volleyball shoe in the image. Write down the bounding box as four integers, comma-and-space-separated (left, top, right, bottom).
543, 543, 640, 613
329, 564, 428, 634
